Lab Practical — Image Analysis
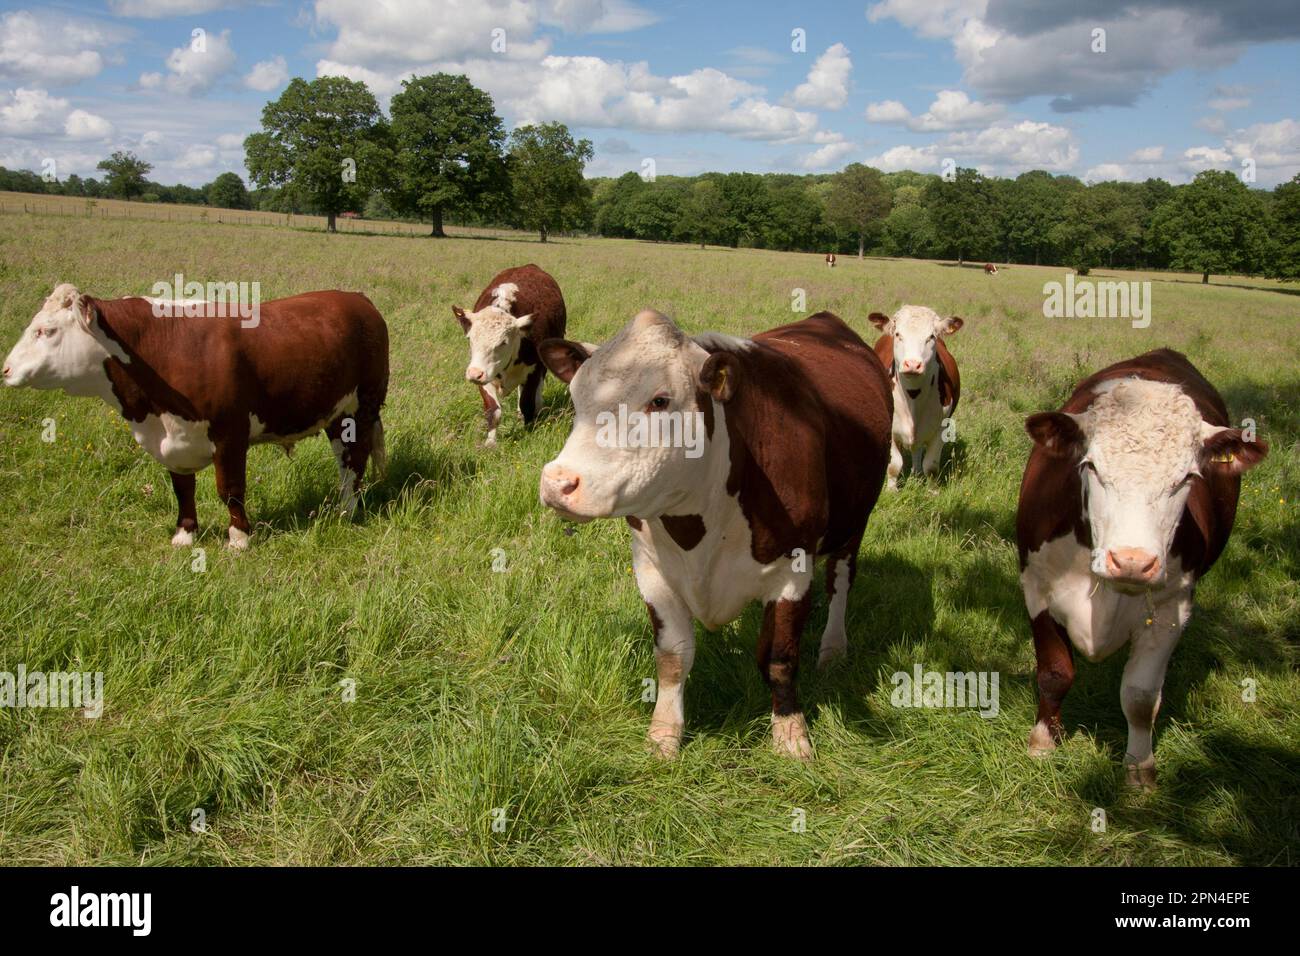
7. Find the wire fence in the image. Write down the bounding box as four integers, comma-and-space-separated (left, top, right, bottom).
0, 192, 530, 240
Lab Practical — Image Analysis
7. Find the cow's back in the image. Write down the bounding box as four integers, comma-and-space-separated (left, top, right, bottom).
743, 312, 892, 556
474, 264, 567, 344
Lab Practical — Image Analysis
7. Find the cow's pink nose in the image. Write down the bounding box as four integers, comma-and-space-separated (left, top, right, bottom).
901, 360, 923, 374
1105, 548, 1161, 583
542, 463, 580, 497
466, 366, 485, 383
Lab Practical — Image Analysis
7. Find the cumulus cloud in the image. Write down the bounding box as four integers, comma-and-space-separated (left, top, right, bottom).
865, 89, 1004, 131
244, 56, 289, 92
866, 119, 1078, 175
139, 28, 237, 96
867, 0, 1300, 111
786, 43, 851, 110
108, 1, 256, 14
0, 10, 126, 87
0, 88, 113, 140
1086, 119, 1298, 186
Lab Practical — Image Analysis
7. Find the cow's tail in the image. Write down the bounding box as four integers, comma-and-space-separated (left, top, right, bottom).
369, 418, 388, 477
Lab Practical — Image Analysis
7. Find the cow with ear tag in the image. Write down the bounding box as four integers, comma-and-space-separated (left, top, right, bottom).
538, 310, 892, 760
1017, 348, 1268, 789
869, 306, 963, 489
451, 264, 566, 446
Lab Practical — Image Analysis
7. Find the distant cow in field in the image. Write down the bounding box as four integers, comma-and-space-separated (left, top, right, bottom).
825, 253, 836, 268
452, 264, 566, 446
538, 310, 892, 759
984, 263, 998, 275
870, 306, 962, 490
1017, 349, 1267, 788
2, 284, 389, 549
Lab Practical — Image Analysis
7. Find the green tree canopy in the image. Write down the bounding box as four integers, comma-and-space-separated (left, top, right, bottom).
1152, 170, 1269, 282
924, 167, 998, 266
206, 171, 250, 210
826, 163, 890, 258
387, 73, 509, 237
244, 76, 391, 232
507, 122, 593, 242
96, 151, 152, 200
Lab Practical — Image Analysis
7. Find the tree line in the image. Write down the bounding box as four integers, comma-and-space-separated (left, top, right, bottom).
3, 71, 1297, 280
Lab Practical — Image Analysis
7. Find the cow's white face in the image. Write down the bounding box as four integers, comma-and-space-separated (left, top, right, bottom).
1027, 378, 1266, 593
3, 284, 114, 395
454, 304, 532, 384
538, 310, 723, 522
871, 305, 962, 381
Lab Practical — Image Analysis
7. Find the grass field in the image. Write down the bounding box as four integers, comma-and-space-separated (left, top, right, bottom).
0, 211, 1296, 865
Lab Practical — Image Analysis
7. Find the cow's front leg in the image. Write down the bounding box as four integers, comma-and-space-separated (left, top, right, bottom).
886, 439, 904, 491
910, 444, 925, 479
212, 438, 251, 550
1028, 611, 1075, 755
921, 434, 945, 477
326, 414, 374, 517
519, 364, 545, 428
478, 382, 504, 446
1121, 604, 1186, 790
759, 589, 813, 760
169, 471, 198, 547
633, 546, 695, 758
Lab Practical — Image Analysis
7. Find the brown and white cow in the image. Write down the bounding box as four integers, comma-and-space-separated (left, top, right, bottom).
825, 253, 837, 268
983, 263, 998, 275
870, 305, 962, 489
1017, 349, 1267, 788
538, 310, 892, 759
452, 264, 566, 446
3, 284, 389, 549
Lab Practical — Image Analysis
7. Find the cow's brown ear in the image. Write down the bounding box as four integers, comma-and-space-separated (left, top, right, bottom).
944, 316, 964, 335
868, 312, 891, 330
1201, 427, 1269, 476
700, 352, 739, 402
1025, 412, 1085, 459
75, 296, 97, 334
539, 338, 591, 385
452, 306, 471, 333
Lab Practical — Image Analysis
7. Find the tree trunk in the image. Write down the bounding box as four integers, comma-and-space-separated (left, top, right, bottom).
1202, 271, 1209, 284
958, 250, 964, 267
429, 205, 445, 238
539, 225, 548, 243
326, 211, 336, 233
858, 233, 864, 259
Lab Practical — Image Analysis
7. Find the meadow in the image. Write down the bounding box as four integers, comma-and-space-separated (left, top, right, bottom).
0, 209, 1296, 865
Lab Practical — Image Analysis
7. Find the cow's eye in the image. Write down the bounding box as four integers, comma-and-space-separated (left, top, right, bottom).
649, 395, 670, 410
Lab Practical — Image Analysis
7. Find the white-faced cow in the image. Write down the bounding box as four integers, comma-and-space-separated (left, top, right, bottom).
452, 264, 566, 446
870, 306, 963, 489
825, 253, 837, 268
1017, 349, 1267, 788
983, 263, 998, 275
537, 310, 892, 760
3, 284, 389, 549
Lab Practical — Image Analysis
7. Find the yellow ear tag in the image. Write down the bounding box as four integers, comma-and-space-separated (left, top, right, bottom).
715, 367, 728, 392
1211, 452, 1235, 464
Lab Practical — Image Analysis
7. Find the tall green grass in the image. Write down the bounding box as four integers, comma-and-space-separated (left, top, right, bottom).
0, 215, 1296, 864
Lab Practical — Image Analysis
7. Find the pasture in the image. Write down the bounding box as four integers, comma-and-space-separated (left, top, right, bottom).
0, 210, 1296, 865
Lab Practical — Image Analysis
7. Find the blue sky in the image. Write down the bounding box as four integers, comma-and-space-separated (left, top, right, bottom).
2, 0, 1297, 187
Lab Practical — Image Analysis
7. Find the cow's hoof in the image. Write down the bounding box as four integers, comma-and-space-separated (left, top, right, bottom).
1124, 758, 1157, 791
1027, 721, 1058, 757
646, 722, 682, 759
816, 642, 846, 670
171, 527, 195, 548
885, 481, 899, 493
226, 528, 251, 551
772, 713, 813, 761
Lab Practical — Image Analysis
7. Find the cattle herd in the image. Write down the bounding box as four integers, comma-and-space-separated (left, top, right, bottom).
1, 262, 1269, 788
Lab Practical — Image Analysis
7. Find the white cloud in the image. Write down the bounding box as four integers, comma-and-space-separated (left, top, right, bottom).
539, 0, 658, 34
786, 43, 851, 110
108, 1, 253, 15
865, 89, 1003, 131
796, 132, 855, 170
245, 56, 289, 92
0, 10, 125, 87
865, 119, 1078, 175
1130, 145, 1164, 162
0, 88, 112, 140
139, 28, 237, 96
1208, 96, 1250, 112
866, 0, 1299, 112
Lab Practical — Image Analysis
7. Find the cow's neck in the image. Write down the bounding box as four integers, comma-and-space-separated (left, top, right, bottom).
84, 298, 167, 420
